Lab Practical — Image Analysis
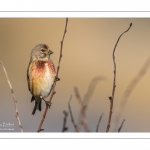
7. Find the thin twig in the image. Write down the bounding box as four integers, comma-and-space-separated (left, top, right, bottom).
74, 87, 83, 108
111, 55, 150, 132
74, 87, 84, 131
68, 95, 79, 132
106, 23, 132, 132
96, 113, 104, 132
118, 119, 125, 132
80, 105, 89, 132
62, 110, 68, 132
76, 76, 105, 132
0, 60, 23, 132
37, 18, 68, 132
83, 76, 105, 105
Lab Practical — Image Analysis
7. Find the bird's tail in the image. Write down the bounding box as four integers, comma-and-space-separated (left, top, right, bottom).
32, 99, 42, 115
31, 96, 35, 102
38, 101, 42, 111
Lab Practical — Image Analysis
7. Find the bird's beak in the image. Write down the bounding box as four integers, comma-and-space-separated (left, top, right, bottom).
48, 50, 53, 55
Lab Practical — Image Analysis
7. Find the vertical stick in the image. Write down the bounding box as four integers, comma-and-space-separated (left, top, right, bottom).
68, 95, 79, 132
37, 18, 68, 132
106, 23, 132, 132
62, 110, 68, 132
111, 55, 150, 131
0, 60, 23, 132
96, 113, 104, 132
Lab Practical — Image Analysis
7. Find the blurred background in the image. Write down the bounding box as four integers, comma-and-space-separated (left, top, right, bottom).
0, 18, 150, 132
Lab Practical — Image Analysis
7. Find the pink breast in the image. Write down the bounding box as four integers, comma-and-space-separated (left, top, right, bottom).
31, 61, 46, 78
31, 60, 56, 78
47, 61, 56, 75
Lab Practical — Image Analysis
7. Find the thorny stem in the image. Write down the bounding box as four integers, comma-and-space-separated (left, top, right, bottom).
37, 18, 68, 132
106, 23, 132, 132
0, 60, 23, 132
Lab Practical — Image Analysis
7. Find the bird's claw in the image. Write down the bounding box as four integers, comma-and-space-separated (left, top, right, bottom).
40, 96, 52, 109
45, 101, 52, 109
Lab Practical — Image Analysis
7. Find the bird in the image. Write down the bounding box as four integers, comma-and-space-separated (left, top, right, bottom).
27, 44, 56, 115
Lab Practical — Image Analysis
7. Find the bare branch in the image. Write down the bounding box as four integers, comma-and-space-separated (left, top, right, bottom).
111, 55, 150, 132
118, 119, 125, 132
96, 113, 104, 132
68, 95, 79, 132
80, 105, 89, 132
83, 76, 105, 105
37, 18, 68, 132
76, 76, 105, 132
62, 110, 68, 132
106, 23, 132, 132
74, 87, 83, 108
0, 60, 23, 132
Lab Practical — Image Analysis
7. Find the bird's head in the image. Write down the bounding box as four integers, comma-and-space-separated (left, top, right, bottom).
31, 44, 53, 61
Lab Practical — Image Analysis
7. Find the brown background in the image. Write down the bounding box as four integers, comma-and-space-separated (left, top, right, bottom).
0, 18, 150, 132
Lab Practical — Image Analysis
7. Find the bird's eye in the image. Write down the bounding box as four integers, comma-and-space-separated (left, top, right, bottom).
41, 49, 45, 52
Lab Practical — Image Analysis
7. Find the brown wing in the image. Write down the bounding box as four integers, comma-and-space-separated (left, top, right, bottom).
27, 61, 31, 91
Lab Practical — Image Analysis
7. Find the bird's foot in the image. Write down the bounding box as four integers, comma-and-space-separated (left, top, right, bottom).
40, 96, 52, 109
45, 101, 52, 109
